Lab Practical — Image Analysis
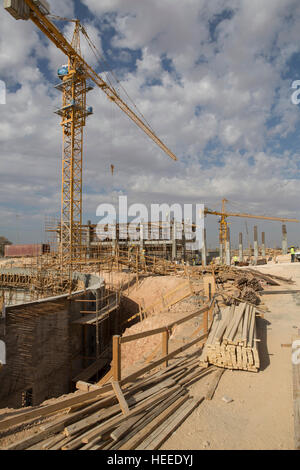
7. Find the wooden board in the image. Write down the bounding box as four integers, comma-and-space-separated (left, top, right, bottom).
112, 381, 130, 415
292, 336, 300, 450
119, 395, 187, 450
138, 396, 204, 450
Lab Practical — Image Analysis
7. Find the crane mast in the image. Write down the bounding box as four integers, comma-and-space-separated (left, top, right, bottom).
205, 198, 299, 263
55, 23, 92, 263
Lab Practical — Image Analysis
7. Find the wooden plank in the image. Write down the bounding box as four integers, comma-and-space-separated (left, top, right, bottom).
110, 390, 185, 449
80, 385, 182, 444
121, 326, 167, 344
162, 329, 169, 367
136, 401, 192, 450
119, 395, 187, 450
178, 366, 214, 387
0, 389, 114, 434
205, 368, 224, 400
72, 303, 117, 325
203, 309, 208, 335
4, 422, 64, 450
261, 289, 300, 295
64, 397, 134, 437
27, 433, 66, 451
113, 335, 121, 382
292, 336, 300, 450
122, 333, 207, 386
138, 396, 204, 450
112, 381, 130, 415
48, 436, 75, 450
97, 369, 112, 386
111, 413, 145, 442
168, 305, 210, 330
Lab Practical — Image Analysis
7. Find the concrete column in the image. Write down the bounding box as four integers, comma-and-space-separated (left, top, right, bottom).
219, 243, 223, 265
239, 232, 243, 262
202, 228, 207, 266
225, 228, 231, 266
282, 224, 288, 255
172, 221, 177, 261
254, 226, 258, 264
182, 227, 186, 263
112, 219, 116, 256
261, 232, 266, 257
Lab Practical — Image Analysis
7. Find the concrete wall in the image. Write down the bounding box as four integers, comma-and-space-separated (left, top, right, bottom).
0, 270, 117, 409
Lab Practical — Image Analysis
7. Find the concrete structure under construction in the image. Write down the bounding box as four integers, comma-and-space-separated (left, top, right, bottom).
0, 268, 121, 409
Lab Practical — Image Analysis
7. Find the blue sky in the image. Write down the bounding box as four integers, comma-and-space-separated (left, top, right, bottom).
1, 0, 300, 248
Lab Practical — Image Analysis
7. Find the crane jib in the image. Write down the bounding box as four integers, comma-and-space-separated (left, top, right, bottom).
20, 0, 177, 162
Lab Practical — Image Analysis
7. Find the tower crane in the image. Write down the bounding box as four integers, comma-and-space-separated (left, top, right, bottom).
205, 198, 299, 260
4, 0, 178, 264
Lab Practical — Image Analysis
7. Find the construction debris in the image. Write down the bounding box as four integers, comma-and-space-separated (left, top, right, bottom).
200, 302, 260, 372
0, 353, 215, 451
212, 266, 294, 306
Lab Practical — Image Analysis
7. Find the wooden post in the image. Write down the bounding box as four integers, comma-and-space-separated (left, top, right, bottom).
162, 329, 169, 367
113, 335, 121, 382
203, 309, 208, 335
209, 301, 214, 325
203, 274, 216, 300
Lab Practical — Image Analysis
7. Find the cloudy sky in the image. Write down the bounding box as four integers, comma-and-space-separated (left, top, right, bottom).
1, 0, 300, 248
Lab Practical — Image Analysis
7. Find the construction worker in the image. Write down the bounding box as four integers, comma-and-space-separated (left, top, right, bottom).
290, 246, 295, 263
233, 255, 239, 266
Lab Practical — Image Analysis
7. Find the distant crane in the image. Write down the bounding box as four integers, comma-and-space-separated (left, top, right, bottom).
205, 198, 299, 260
4, 0, 178, 264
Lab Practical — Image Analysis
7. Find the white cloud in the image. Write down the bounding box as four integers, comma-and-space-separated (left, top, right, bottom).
1, 0, 300, 245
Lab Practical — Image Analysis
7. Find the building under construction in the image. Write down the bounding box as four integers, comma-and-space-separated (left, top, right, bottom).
1, 1, 300, 452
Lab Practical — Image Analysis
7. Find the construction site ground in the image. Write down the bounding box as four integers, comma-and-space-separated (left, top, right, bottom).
0, 261, 299, 450
161, 262, 299, 450
117, 262, 299, 450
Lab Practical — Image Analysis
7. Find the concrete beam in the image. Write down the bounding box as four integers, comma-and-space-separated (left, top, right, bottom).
225, 228, 231, 266
254, 226, 258, 264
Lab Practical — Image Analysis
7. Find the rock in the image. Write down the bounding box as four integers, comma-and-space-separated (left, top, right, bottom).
222, 395, 233, 403
203, 441, 210, 448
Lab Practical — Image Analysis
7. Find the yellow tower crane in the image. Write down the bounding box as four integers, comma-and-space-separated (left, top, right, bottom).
4, 0, 178, 264
205, 198, 299, 262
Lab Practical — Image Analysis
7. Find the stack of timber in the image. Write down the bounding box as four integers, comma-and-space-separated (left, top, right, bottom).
213, 266, 294, 306
199, 302, 260, 372
0, 353, 215, 451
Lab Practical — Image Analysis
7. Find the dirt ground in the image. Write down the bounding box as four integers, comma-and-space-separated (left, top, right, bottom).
160, 263, 300, 450
0, 264, 298, 450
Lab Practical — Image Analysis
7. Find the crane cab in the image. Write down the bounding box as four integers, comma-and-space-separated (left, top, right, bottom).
57, 65, 69, 78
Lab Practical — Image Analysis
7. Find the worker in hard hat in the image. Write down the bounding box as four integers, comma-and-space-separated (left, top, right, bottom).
233, 255, 238, 266
290, 246, 295, 263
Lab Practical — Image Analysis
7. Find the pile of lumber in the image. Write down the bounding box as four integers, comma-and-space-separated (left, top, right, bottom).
214, 267, 294, 305
199, 302, 260, 372
1, 354, 215, 451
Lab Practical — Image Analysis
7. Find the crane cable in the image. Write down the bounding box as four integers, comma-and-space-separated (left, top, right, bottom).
79, 25, 156, 135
